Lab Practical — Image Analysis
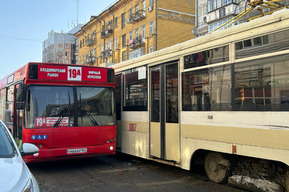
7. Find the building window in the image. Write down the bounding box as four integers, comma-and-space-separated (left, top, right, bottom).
105, 42, 109, 50
142, 25, 146, 38
129, 31, 133, 41
135, 28, 139, 39
129, 8, 133, 17
208, 17, 237, 32
136, 4, 139, 12
208, 0, 237, 12
122, 51, 127, 61
149, 21, 154, 34
150, 0, 154, 6
110, 20, 113, 29
115, 17, 118, 27
143, 0, 146, 10
121, 13, 126, 29
149, 46, 154, 53
110, 40, 113, 50
115, 38, 118, 49
122, 34, 126, 48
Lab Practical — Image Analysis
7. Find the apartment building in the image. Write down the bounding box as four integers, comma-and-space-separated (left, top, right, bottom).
75, 0, 195, 66
194, 0, 289, 36
42, 24, 83, 64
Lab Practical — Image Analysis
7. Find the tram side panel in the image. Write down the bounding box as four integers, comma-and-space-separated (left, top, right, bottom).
120, 111, 150, 159
180, 111, 289, 170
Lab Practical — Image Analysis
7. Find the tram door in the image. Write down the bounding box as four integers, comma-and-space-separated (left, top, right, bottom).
150, 62, 180, 162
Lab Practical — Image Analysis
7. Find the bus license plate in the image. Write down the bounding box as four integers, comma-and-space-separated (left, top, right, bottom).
67, 148, 87, 154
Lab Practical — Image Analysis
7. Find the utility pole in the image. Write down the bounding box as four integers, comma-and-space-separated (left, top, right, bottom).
77, 0, 79, 25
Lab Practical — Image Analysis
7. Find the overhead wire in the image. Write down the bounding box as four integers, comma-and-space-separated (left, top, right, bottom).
0, 34, 41, 43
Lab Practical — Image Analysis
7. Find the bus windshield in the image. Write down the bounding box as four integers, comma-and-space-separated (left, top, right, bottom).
25, 86, 115, 128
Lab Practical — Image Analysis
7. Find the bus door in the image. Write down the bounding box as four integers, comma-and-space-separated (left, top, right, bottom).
150, 61, 180, 162
14, 83, 25, 147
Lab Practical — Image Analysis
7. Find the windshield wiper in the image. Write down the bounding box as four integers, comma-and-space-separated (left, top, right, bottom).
54, 92, 71, 128
53, 106, 70, 128
87, 113, 98, 126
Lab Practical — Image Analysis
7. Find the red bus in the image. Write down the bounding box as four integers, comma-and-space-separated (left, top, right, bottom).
0, 62, 116, 163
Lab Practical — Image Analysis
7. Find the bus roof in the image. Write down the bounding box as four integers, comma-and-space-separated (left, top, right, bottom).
0, 62, 114, 88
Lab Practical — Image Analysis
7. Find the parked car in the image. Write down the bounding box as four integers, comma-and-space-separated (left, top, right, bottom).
0, 120, 39, 192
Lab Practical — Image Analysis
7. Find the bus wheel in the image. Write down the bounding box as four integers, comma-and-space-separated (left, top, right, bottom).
204, 152, 230, 184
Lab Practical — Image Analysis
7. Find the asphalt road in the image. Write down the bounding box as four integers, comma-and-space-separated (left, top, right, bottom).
28, 153, 247, 192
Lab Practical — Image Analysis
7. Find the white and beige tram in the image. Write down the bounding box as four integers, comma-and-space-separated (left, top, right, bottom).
113, 9, 289, 191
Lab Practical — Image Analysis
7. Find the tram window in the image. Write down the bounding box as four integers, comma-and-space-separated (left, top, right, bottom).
235, 42, 243, 50
182, 65, 231, 111
236, 29, 289, 59
123, 67, 147, 111
234, 55, 289, 111
243, 39, 252, 48
253, 37, 262, 46
184, 45, 229, 69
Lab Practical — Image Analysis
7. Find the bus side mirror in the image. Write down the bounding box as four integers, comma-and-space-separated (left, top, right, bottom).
16, 83, 27, 109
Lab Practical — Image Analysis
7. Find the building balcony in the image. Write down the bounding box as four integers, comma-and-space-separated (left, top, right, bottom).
127, 10, 146, 24
101, 29, 113, 38
101, 50, 113, 58
207, 4, 238, 23
86, 56, 96, 64
86, 39, 96, 46
129, 36, 145, 49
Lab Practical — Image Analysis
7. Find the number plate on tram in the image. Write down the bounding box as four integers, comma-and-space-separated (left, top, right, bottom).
67, 148, 87, 154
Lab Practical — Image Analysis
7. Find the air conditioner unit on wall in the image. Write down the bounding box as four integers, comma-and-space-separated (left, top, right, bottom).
147, 6, 153, 12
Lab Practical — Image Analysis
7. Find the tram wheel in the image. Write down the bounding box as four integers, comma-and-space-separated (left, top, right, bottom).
204, 152, 230, 184
285, 169, 289, 192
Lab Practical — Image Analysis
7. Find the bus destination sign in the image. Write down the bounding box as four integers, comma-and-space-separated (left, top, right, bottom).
38, 65, 107, 82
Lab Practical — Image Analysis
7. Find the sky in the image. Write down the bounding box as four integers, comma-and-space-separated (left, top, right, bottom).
0, 0, 117, 79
